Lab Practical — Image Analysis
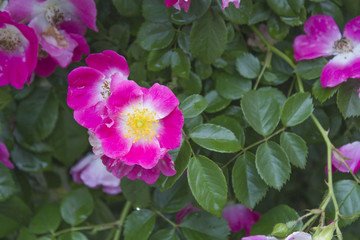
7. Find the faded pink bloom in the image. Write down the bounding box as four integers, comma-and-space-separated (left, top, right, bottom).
176, 204, 200, 224
331, 141, 360, 174
222, 0, 241, 9
102, 153, 176, 184
294, 15, 360, 95
94, 80, 183, 169
0, 11, 38, 89
0, 142, 13, 168
67, 50, 129, 130
70, 153, 121, 195
248, 24, 278, 51
88, 130, 103, 157
242, 232, 311, 240
164, 0, 191, 12
222, 204, 260, 235
6, 0, 97, 77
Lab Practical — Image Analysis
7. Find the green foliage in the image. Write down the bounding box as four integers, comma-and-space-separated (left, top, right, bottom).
121, 178, 151, 208
0, 164, 16, 201
124, 209, 156, 240
30, 204, 61, 234
280, 92, 313, 127
180, 94, 208, 119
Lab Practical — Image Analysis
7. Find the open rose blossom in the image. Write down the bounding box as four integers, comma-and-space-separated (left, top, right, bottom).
0, 11, 38, 89
242, 232, 312, 240
222, 204, 260, 234
0, 142, 14, 168
331, 141, 360, 174
70, 153, 121, 195
6, 0, 97, 77
294, 15, 360, 96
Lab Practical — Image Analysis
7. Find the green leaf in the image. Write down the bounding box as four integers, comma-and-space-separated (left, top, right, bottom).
255, 142, 291, 190
0, 164, 16, 201
147, 49, 173, 71
281, 92, 313, 127
312, 1, 344, 28
30, 204, 61, 234
280, 132, 308, 169
189, 124, 242, 153
180, 211, 230, 240
58, 232, 88, 240
158, 140, 192, 191
150, 229, 179, 240
18, 228, 36, 240
153, 177, 190, 213
47, 108, 88, 166
236, 52, 261, 79
209, 115, 245, 147
241, 90, 281, 136
336, 79, 360, 118
112, 0, 142, 16
194, 60, 212, 80
187, 155, 227, 217
180, 72, 202, 94
180, 94, 208, 119
171, 49, 191, 78
124, 209, 156, 240
138, 22, 175, 51
169, 0, 211, 25
214, 71, 252, 100
142, 0, 168, 23
190, 10, 227, 64
121, 178, 151, 208
60, 188, 94, 226
109, 24, 130, 50
232, 152, 268, 209
294, 58, 328, 80
248, 2, 272, 25
312, 79, 338, 103
10, 144, 51, 172
251, 205, 302, 235
16, 87, 59, 142
0, 87, 12, 110
267, 16, 289, 40
0, 196, 31, 238
220, 0, 253, 25
204, 90, 231, 113
332, 180, 360, 225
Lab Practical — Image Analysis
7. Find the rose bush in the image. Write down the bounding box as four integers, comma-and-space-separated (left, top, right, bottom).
0, 0, 360, 239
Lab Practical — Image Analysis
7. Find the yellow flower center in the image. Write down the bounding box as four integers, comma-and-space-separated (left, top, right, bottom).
122, 102, 159, 143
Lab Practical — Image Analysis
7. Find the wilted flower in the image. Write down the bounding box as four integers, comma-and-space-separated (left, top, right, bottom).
102, 153, 176, 184
222, 204, 260, 234
0, 11, 38, 89
6, 0, 97, 76
0, 142, 13, 169
331, 141, 360, 174
67, 50, 129, 130
294, 15, 360, 96
70, 153, 121, 195
95, 80, 183, 169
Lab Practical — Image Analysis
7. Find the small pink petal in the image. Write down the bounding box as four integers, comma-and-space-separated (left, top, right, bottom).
0, 142, 14, 169
164, 0, 178, 7
178, 0, 191, 12
68, 0, 98, 31
284, 232, 312, 240
73, 102, 106, 130
126, 165, 161, 184
343, 16, 360, 44
294, 15, 341, 61
222, 0, 241, 9
70, 33, 90, 62
222, 204, 260, 234
157, 153, 176, 176
331, 141, 360, 173
35, 56, 58, 77
176, 204, 201, 224
121, 140, 162, 169
242, 236, 275, 240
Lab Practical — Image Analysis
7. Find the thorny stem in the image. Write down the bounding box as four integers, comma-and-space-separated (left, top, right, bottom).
251, 25, 344, 239
222, 127, 286, 169
254, 50, 272, 90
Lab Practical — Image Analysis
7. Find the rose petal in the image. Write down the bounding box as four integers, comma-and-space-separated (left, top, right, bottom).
331, 141, 360, 173
222, 204, 260, 234
157, 108, 183, 150
343, 16, 360, 44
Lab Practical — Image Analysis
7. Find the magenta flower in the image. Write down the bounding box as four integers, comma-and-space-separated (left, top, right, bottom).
164, 0, 191, 12
222, 204, 260, 235
101, 152, 176, 184
331, 141, 360, 174
294, 15, 360, 94
176, 204, 201, 224
242, 236, 277, 240
0, 142, 14, 169
67, 50, 130, 130
222, 0, 241, 9
0, 11, 38, 89
94, 80, 183, 169
6, 0, 97, 77
70, 153, 121, 195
